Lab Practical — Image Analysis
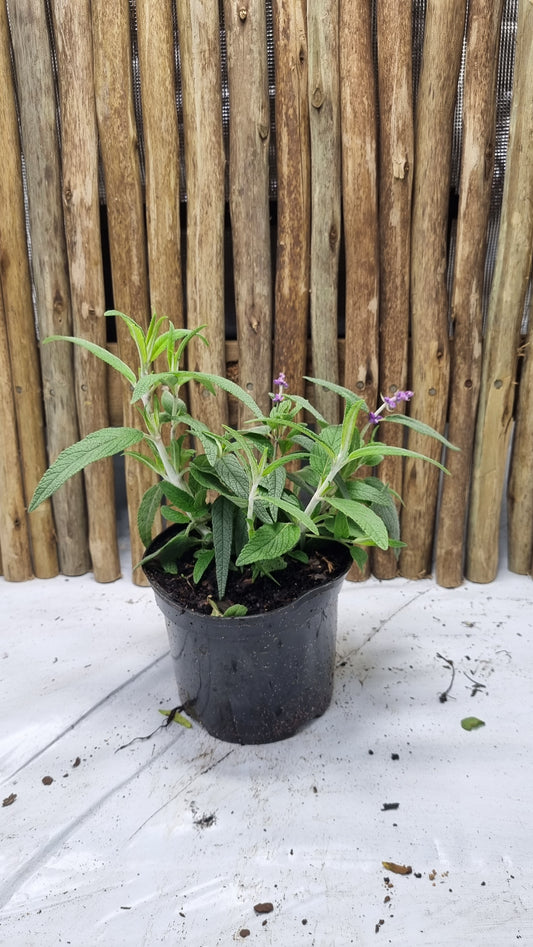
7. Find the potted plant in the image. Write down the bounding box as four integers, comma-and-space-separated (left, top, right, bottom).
29, 311, 454, 744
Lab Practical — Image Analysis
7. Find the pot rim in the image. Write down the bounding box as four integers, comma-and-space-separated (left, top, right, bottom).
142, 526, 352, 623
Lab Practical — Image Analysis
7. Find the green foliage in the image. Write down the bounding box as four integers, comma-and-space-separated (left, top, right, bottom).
29, 311, 458, 612
461, 716, 486, 731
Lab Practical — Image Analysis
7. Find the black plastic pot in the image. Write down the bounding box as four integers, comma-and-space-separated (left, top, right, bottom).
143, 531, 350, 745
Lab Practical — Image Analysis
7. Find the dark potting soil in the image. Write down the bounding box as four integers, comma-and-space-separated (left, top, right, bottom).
145, 547, 351, 617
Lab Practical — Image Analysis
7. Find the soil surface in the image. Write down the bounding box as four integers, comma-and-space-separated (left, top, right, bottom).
144, 546, 351, 616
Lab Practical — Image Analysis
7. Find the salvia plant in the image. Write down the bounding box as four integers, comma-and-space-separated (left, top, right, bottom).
29, 311, 455, 605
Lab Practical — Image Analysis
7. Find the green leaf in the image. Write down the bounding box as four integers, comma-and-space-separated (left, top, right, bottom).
29, 427, 144, 511
160, 482, 197, 513
236, 522, 301, 566
255, 492, 319, 534
349, 545, 368, 571
371, 499, 401, 544
305, 376, 367, 409
212, 495, 235, 598
461, 717, 485, 731
130, 372, 182, 403
214, 455, 250, 498
138, 530, 192, 569
287, 394, 328, 426
384, 414, 458, 450
326, 497, 389, 549
43, 335, 136, 386
161, 507, 190, 525
344, 479, 390, 504
193, 548, 215, 583
137, 483, 164, 548
190, 371, 263, 419
159, 708, 193, 729
222, 604, 248, 617
106, 310, 148, 363
347, 443, 449, 473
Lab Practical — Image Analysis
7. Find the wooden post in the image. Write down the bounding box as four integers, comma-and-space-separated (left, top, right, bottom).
176, 0, 227, 432
339, 0, 379, 411
272, 0, 310, 397
9, 0, 90, 576
435, 0, 505, 588
224, 0, 273, 421
467, 0, 533, 583
92, 0, 154, 583
0, 289, 33, 580
400, 0, 467, 580
0, 0, 57, 578
307, 0, 341, 423
137, 0, 184, 333
340, 0, 379, 582
508, 322, 533, 575
51, 0, 121, 583
372, 0, 414, 580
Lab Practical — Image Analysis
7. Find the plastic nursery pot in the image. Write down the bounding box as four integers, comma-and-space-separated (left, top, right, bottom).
143, 529, 351, 745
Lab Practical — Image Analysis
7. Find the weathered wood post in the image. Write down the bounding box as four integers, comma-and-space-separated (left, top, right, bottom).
224, 0, 273, 421
467, 0, 533, 583
372, 0, 414, 580
308, 0, 341, 423
436, 0, 505, 588
0, 0, 58, 578
9, 0, 90, 576
51, 0, 121, 583
400, 0, 467, 579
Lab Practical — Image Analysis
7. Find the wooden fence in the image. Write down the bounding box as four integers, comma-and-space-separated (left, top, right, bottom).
0, 0, 532, 588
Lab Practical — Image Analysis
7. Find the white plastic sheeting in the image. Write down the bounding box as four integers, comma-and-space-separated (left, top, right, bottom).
1, 549, 532, 945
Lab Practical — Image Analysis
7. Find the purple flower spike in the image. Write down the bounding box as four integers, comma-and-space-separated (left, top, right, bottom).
368, 411, 381, 425
272, 392, 284, 404
396, 389, 414, 403
273, 372, 288, 389
383, 395, 398, 409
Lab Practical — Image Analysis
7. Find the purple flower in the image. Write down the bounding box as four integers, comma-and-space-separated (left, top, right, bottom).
368, 411, 381, 425
271, 370, 289, 405
382, 389, 414, 411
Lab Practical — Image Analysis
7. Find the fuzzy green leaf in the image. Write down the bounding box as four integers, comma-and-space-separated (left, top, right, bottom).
137, 483, 164, 548
190, 371, 263, 419
384, 414, 458, 449
214, 455, 250, 498
212, 495, 235, 598
158, 482, 196, 513
236, 522, 301, 566
349, 545, 369, 571
326, 497, 389, 549
43, 335, 137, 386
305, 376, 367, 410
29, 428, 144, 511
193, 548, 215, 583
